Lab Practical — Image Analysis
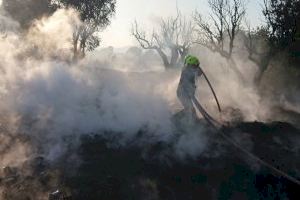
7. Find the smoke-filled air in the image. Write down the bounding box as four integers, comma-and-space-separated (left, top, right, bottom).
0, 0, 299, 199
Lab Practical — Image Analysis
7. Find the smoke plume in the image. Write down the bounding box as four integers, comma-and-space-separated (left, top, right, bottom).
0, 6, 298, 170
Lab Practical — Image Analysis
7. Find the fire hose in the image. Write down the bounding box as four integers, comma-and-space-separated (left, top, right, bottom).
192, 70, 300, 187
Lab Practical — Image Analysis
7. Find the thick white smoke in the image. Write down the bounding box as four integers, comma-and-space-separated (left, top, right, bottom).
0, 4, 299, 200
0, 9, 184, 164
0, 6, 290, 167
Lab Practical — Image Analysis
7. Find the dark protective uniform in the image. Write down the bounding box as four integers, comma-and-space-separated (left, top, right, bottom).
177, 64, 203, 123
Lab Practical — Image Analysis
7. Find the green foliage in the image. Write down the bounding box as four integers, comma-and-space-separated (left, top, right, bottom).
86, 35, 101, 52
2, 0, 116, 57
52, 0, 116, 27
263, 0, 300, 49
51, 0, 116, 58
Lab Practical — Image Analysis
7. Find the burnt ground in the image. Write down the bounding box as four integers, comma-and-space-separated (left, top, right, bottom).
1, 121, 300, 200
65, 121, 300, 200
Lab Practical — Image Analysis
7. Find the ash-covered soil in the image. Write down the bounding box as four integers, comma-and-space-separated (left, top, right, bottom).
1, 121, 299, 200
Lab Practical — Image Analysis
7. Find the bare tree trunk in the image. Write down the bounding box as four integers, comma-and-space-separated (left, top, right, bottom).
155, 48, 170, 68
80, 39, 87, 58
73, 32, 80, 61
170, 47, 179, 67
253, 51, 274, 85
229, 35, 234, 57
132, 14, 194, 70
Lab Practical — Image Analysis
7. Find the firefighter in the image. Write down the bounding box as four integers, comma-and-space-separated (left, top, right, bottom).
177, 55, 203, 124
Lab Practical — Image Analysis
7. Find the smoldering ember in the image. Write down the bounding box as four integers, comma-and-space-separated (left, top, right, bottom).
0, 0, 299, 200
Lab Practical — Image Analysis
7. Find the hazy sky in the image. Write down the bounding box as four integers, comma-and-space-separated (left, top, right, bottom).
101, 0, 265, 47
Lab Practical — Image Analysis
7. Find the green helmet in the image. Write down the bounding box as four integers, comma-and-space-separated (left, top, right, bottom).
184, 55, 192, 64
186, 55, 200, 66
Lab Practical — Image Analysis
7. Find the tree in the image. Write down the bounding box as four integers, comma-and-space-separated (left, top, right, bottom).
263, 0, 300, 49
243, 25, 274, 83
194, 0, 246, 59
194, 0, 246, 80
2, 0, 116, 59
132, 13, 195, 69
245, 0, 300, 83
52, 0, 116, 59
240, 0, 300, 85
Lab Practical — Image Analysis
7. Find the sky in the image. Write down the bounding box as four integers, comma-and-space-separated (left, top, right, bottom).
101, 0, 265, 48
